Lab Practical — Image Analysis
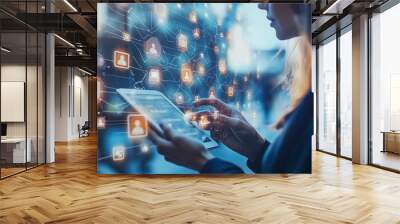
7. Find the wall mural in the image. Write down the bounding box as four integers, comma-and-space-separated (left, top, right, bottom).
97, 3, 312, 174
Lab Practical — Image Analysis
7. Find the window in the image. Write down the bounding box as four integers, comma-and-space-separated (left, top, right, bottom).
317, 37, 337, 154
339, 29, 352, 158
370, 3, 400, 171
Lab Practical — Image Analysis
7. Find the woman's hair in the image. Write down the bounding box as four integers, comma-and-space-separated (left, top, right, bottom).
273, 34, 312, 129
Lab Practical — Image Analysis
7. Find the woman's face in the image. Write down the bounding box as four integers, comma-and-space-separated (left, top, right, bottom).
258, 4, 300, 40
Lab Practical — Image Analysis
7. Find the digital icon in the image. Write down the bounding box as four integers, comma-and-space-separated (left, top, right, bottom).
213, 110, 219, 120
180, 64, 193, 85
177, 33, 188, 52
189, 10, 197, 23
228, 86, 234, 97
199, 115, 210, 129
145, 37, 161, 59
194, 95, 200, 102
209, 89, 216, 98
214, 45, 219, 54
233, 79, 237, 85
112, 146, 126, 161
97, 116, 106, 129
141, 144, 150, 153
113, 50, 130, 69
197, 63, 205, 76
184, 110, 193, 121
148, 68, 161, 86
154, 4, 168, 24
252, 112, 257, 122
176, 93, 184, 105
193, 28, 201, 39
247, 91, 252, 100
218, 59, 227, 75
122, 32, 131, 42
127, 114, 148, 138
97, 78, 103, 103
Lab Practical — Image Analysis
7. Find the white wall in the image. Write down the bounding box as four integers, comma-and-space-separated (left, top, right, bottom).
54, 67, 89, 141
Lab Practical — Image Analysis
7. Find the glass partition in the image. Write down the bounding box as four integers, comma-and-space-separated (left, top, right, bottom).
317, 37, 337, 154
0, 1, 46, 179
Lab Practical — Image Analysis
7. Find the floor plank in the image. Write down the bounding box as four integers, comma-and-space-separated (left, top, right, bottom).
1, 135, 400, 223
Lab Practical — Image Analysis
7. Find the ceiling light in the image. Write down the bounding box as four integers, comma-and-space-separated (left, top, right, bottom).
1, 47, 11, 53
78, 67, 93, 76
63, 0, 78, 12
322, 0, 353, 15
54, 34, 75, 48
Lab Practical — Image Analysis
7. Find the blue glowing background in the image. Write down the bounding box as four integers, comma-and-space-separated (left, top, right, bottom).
97, 3, 300, 174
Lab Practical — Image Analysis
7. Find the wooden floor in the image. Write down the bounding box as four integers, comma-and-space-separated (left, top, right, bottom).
1, 135, 400, 224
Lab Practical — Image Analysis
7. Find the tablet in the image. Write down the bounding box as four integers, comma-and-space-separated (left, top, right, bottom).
117, 89, 219, 149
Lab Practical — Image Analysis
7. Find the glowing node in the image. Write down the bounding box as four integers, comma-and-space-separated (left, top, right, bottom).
236, 12, 242, 22
97, 78, 103, 103
127, 114, 148, 138
247, 91, 252, 100
218, 59, 227, 75
148, 68, 161, 86
204, 12, 209, 18
193, 28, 201, 39
236, 102, 240, 109
194, 95, 200, 102
228, 86, 234, 97
144, 37, 161, 59
176, 93, 184, 105
199, 115, 210, 129
98, 55, 105, 67
153, 4, 168, 24
122, 32, 131, 42
200, 52, 204, 58
184, 110, 193, 121
97, 116, 106, 129
180, 64, 193, 85
177, 33, 188, 52
141, 144, 150, 153
252, 112, 257, 121
220, 32, 224, 38
177, 3, 182, 8
189, 10, 197, 23
244, 75, 248, 82
197, 63, 205, 76
112, 145, 126, 162
113, 50, 130, 69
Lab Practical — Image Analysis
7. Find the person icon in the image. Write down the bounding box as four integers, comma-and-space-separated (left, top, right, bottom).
149, 43, 158, 56
177, 34, 188, 52
183, 71, 190, 82
113, 51, 130, 69
131, 119, 145, 136
118, 55, 127, 67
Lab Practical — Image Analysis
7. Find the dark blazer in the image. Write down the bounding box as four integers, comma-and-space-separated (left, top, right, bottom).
201, 91, 313, 174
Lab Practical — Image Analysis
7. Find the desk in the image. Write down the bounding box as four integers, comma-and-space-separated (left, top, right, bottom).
382, 131, 400, 154
1, 138, 31, 163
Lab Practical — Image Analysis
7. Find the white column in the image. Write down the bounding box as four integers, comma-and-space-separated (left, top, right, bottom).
46, 32, 55, 163
352, 14, 369, 164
